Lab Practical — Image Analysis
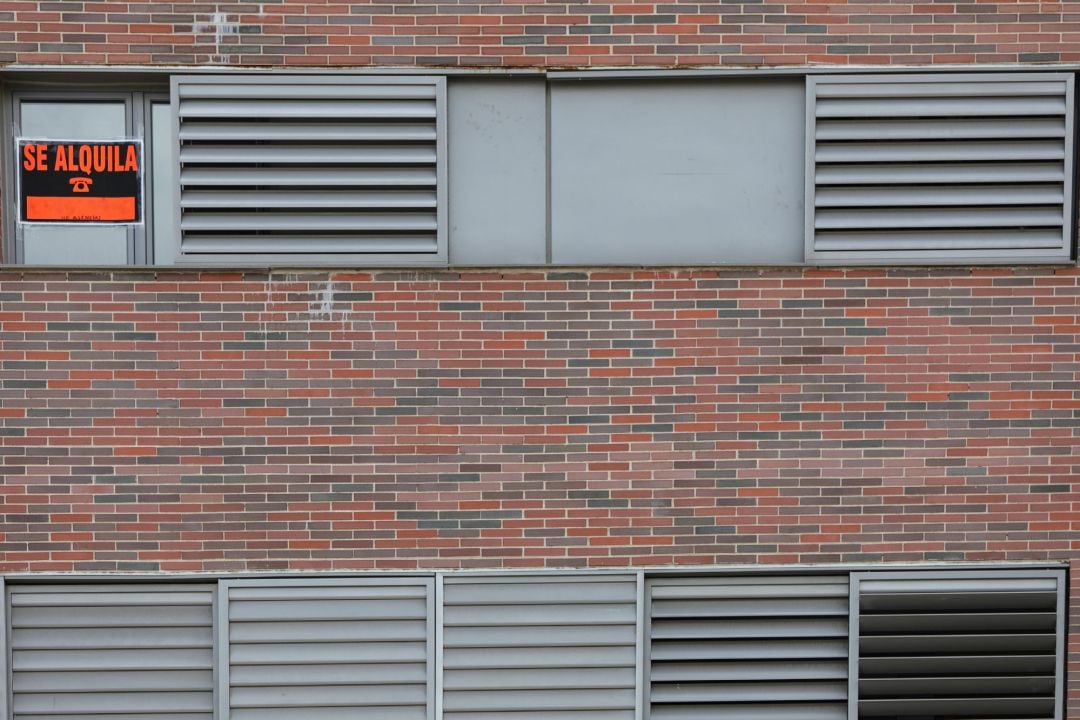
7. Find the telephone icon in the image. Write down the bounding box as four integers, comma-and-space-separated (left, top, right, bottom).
69, 177, 93, 193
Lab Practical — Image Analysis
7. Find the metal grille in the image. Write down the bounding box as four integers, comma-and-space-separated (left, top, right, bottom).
853, 571, 1064, 719
8, 584, 215, 720
442, 575, 638, 720
648, 575, 849, 720
172, 75, 445, 263
807, 73, 1074, 263
222, 578, 433, 720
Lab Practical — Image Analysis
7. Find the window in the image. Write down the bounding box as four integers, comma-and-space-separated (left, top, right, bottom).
4, 90, 171, 266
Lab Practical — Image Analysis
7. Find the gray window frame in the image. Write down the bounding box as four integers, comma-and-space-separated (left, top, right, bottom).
3, 90, 156, 265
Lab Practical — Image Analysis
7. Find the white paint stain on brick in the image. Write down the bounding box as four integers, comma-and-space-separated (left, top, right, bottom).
193, 7, 239, 64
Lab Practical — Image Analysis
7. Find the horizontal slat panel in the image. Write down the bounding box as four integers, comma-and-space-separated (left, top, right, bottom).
229, 684, 426, 708
228, 584, 426, 601
651, 704, 844, 720
816, 140, 1064, 162
12, 649, 212, 671
815, 206, 1062, 230
231, 706, 425, 720
815, 80, 1067, 97
815, 184, 1064, 207
229, 663, 427, 686
179, 83, 437, 100
445, 666, 634, 691
10, 592, 212, 607
180, 145, 436, 164
650, 597, 846, 617
180, 121, 435, 142
651, 681, 846, 703
859, 697, 1055, 717
862, 590, 1059, 612
12, 627, 213, 650
181, 213, 436, 233
230, 619, 426, 643
860, 655, 1056, 675
650, 638, 848, 661
859, 611, 1057, 633
177, 236, 438, 254
816, 117, 1066, 140
180, 167, 437, 187
443, 688, 636, 712
15, 692, 213, 714
445, 581, 637, 605
652, 660, 847, 682
230, 641, 426, 664
816, 96, 1066, 117
13, 670, 213, 693
860, 675, 1056, 696
12, 606, 211, 628
860, 633, 1056, 654
815, 162, 1065, 185
230, 598, 426, 621
651, 579, 845, 600
443, 623, 635, 647
448, 713, 630, 720
814, 229, 1063, 251
443, 646, 636, 669
178, 99, 436, 119
860, 578, 1058, 595
651, 617, 848, 639
444, 602, 636, 626
181, 190, 436, 209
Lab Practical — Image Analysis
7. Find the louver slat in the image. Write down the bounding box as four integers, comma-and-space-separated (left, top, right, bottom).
8, 585, 214, 720
648, 576, 848, 720
854, 571, 1064, 720
442, 575, 637, 720
172, 76, 446, 263
223, 579, 432, 720
806, 73, 1074, 263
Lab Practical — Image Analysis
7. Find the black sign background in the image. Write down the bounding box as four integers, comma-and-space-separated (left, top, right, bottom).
18, 140, 143, 224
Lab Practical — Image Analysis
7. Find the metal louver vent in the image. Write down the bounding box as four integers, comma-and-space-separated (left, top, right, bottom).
172, 75, 446, 264
442, 575, 637, 720
648, 575, 849, 720
8, 584, 215, 720
807, 73, 1074, 264
221, 578, 434, 720
852, 570, 1065, 720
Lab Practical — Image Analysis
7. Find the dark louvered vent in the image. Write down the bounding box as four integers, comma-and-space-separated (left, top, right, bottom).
854, 571, 1064, 719
173, 76, 445, 263
648, 576, 849, 720
807, 73, 1074, 264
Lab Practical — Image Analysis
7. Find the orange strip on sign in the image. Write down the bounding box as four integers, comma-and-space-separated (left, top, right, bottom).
26, 196, 136, 222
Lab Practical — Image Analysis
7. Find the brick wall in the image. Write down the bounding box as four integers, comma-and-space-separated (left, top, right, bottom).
0, 266, 1076, 573
3, 1, 1080, 68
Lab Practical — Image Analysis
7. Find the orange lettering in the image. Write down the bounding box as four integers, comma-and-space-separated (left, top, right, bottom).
123, 145, 138, 172
54, 144, 68, 171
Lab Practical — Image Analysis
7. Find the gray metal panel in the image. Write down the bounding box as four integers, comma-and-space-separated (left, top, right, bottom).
448, 79, 547, 265
442, 574, 636, 720
7, 584, 214, 720
172, 75, 447, 265
648, 576, 848, 720
550, 79, 804, 265
806, 73, 1075, 264
222, 578, 433, 720
851, 569, 1065, 720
